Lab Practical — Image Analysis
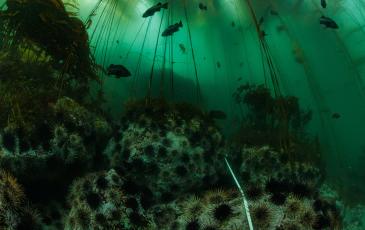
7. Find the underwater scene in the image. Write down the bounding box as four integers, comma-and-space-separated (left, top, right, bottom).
1, 0, 365, 229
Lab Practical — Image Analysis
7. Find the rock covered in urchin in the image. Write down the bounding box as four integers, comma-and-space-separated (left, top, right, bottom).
0, 124, 92, 201
65, 169, 155, 230
0, 125, 90, 194
37, 201, 66, 230
52, 97, 112, 156
235, 146, 321, 196
0, 171, 42, 229
0, 170, 25, 215
0, 97, 112, 199
0, 97, 111, 166
228, 145, 343, 229
50, 125, 88, 164
148, 189, 248, 229
148, 189, 278, 229
149, 186, 341, 230
53, 97, 111, 140
104, 99, 226, 204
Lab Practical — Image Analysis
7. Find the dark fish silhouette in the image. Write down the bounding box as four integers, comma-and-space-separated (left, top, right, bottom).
231, 21, 236, 27
332, 113, 341, 119
162, 21, 183, 37
276, 24, 287, 32
259, 16, 264, 26
216, 62, 221, 68
320, 16, 339, 29
199, 3, 207, 11
107, 64, 131, 78
209, 110, 227, 120
143, 2, 168, 18
270, 10, 279, 16
321, 0, 327, 8
179, 43, 186, 53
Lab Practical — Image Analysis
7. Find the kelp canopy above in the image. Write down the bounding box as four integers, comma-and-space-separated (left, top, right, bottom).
0, 0, 98, 85
0, 0, 102, 138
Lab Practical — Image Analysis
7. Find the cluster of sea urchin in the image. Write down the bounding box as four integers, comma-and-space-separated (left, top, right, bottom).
65, 169, 155, 230
148, 189, 247, 229
0, 171, 42, 229
104, 99, 226, 204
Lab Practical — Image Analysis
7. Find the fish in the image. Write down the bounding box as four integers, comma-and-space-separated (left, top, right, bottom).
332, 113, 341, 119
276, 24, 287, 32
320, 16, 339, 29
216, 62, 221, 68
259, 16, 264, 26
209, 110, 227, 120
239, 62, 244, 67
162, 21, 183, 37
142, 2, 168, 18
292, 43, 304, 64
321, 0, 327, 8
237, 77, 242, 81
179, 43, 186, 53
116, 40, 119, 44
199, 3, 207, 11
107, 64, 131, 78
231, 21, 236, 27
270, 10, 279, 16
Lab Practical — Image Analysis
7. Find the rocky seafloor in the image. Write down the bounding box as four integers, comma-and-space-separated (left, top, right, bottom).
0, 97, 355, 230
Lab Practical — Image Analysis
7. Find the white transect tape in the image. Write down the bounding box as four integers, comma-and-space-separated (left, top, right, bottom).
224, 157, 254, 230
